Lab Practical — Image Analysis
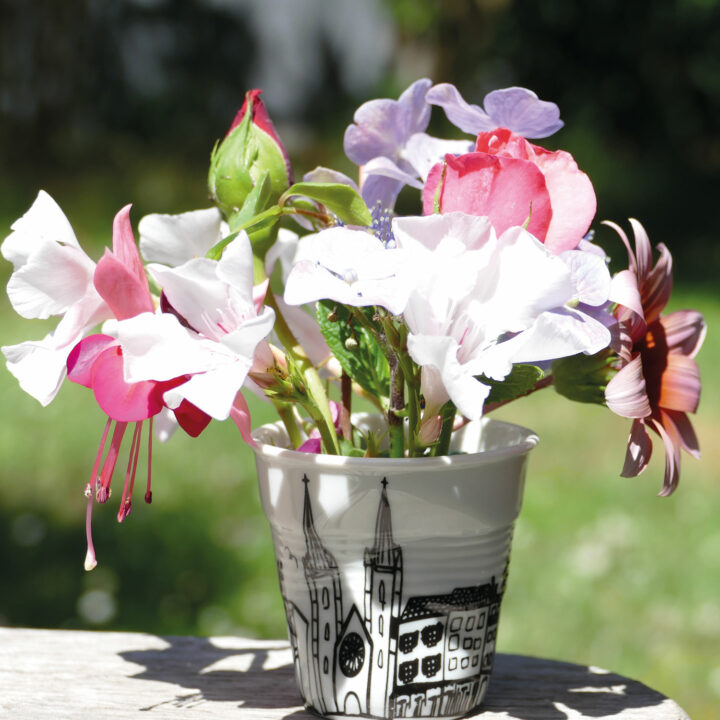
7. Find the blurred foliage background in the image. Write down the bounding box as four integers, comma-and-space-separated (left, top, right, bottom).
1, 0, 719, 718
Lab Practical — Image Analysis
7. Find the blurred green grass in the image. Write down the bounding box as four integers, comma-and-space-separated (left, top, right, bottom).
0, 203, 717, 718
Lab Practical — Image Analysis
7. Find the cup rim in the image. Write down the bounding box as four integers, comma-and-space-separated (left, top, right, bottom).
250, 415, 538, 472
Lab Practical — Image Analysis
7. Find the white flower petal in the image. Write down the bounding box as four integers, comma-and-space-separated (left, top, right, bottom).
138, 207, 222, 266
7, 241, 97, 319
402, 133, 474, 181
153, 408, 179, 443
2, 334, 73, 406
560, 249, 611, 306
407, 334, 491, 420
2, 190, 79, 270
361, 156, 423, 189
488, 307, 612, 368
285, 227, 409, 314
215, 232, 255, 303
265, 228, 301, 282
118, 312, 233, 382
164, 363, 250, 421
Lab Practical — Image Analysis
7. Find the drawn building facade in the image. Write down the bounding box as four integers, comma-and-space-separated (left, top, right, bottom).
280, 474, 503, 719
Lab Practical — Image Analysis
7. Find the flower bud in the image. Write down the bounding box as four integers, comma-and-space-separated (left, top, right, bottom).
418, 414, 442, 446
208, 89, 293, 219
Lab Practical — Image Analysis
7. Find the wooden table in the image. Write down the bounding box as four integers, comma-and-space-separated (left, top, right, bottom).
0, 628, 689, 719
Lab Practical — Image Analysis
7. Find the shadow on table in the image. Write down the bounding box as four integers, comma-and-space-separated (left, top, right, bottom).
122, 636, 311, 718
121, 638, 669, 719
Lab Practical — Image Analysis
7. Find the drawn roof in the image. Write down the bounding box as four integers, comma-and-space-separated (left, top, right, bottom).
301, 475, 339, 572
400, 580, 500, 621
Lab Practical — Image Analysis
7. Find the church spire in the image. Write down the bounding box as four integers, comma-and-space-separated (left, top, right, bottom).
301, 475, 338, 571
369, 478, 400, 566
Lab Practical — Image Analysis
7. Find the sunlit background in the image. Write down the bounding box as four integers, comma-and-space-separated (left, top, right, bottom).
1, 1, 719, 718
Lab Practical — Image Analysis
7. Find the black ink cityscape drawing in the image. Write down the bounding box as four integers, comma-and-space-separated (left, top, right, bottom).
275, 475, 504, 719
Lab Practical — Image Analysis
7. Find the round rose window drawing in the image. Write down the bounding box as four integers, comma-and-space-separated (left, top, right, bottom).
339, 632, 365, 677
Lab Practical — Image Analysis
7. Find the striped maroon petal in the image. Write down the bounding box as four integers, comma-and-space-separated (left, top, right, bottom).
661, 409, 700, 459
641, 242, 673, 325
605, 354, 651, 419
620, 419, 652, 478
648, 414, 681, 497
661, 309, 707, 358
658, 354, 701, 414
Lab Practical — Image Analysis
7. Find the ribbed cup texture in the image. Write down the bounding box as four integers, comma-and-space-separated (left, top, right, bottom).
252, 418, 536, 719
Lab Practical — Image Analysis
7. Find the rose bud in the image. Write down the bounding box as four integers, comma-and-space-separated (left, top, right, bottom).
208, 89, 293, 219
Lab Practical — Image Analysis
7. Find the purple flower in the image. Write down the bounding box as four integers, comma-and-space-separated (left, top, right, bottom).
343, 79, 440, 210
426, 84, 564, 139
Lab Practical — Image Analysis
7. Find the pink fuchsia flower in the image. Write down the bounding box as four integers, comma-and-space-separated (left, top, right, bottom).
1, 191, 112, 405
604, 219, 706, 496
423, 127, 596, 254
426, 84, 564, 138
69, 206, 210, 570
117, 232, 275, 423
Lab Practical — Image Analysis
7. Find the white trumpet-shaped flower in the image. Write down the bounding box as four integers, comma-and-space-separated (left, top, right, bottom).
1, 191, 111, 405
394, 213, 612, 419
117, 232, 275, 421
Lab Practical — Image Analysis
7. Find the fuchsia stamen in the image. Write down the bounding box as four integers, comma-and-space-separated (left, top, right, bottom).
84, 417, 112, 571
145, 417, 154, 504
117, 422, 143, 523
99, 421, 129, 494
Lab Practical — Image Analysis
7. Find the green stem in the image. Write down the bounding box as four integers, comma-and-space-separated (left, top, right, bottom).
433, 402, 457, 457
265, 289, 340, 455
483, 375, 554, 415
274, 402, 302, 449
388, 354, 405, 458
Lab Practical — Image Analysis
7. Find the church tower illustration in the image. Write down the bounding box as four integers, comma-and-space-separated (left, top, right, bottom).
284, 475, 504, 719
363, 478, 403, 718
302, 474, 343, 714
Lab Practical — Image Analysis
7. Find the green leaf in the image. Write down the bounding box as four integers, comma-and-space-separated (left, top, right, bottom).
206, 205, 281, 261
552, 350, 615, 405
317, 301, 390, 399
282, 182, 373, 226
230, 171, 273, 229
338, 438, 366, 457
482, 364, 544, 405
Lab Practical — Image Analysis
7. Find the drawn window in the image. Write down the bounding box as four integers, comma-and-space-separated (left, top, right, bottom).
398, 659, 418, 685
472, 655, 479, 667
322, 587, 330, 609
378, 580, 386, 605
324, 623, 330, 641
421, 622, 443, 647
463, 637, 473, 650
379, 615, 384, 636
448, 657, 457, 671
399, 630, 419, 654
378, 649, 383, 668
421, 655, 441, 678
339, 632, 365, 678
465, 615, 475, 631
450, 616, 462, 632
473, 637, 482, 650
461, 657, 469, 669
323, 657, 329, 674
448, 634, 459, 651
477, 611, 486, 629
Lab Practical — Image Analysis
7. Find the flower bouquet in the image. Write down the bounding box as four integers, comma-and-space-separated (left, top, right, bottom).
2, 79, 706, 718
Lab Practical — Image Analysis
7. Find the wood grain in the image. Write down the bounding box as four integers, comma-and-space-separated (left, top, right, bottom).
0, 628, 689, 719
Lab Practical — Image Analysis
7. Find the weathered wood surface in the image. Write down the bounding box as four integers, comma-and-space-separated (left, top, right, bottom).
0, 628, 689, 719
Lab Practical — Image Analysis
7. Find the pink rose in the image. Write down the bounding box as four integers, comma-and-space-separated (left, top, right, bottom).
423, 127, 596, 253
